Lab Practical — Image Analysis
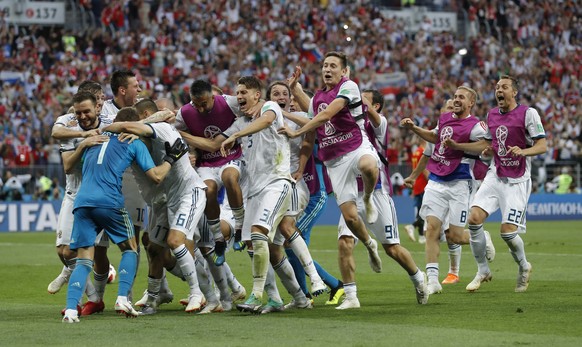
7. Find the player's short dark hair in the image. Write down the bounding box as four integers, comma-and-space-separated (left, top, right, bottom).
324, 51, 348, 68
78, 80, 103, 96
499, 74, 519, 91
237, 76, 263, 93
363, 89, 384, 112
134, 98, 158, 116
266, 81, 290, 101
72, 91, 97, 105
115, 107, 139, 122
190, 80, 213, 98
110, 69, 136, 96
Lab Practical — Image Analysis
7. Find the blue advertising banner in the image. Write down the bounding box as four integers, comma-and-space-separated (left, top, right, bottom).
0, 200, 61, 232
0, 194, 580, 232
313, 194, 582, 226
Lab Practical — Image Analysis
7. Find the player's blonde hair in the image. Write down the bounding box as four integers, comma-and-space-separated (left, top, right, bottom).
457, 86, 478, 103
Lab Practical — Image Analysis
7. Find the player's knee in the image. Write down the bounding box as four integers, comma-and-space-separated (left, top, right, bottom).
166, 233, 185, 250
62, 246, 76, 260
205, 180, 218, 197
221, 169, 239, 188
141, 232, 150, 248
500, 223, 518, 234
468, 208, 486, 225
337, 236, 354, 254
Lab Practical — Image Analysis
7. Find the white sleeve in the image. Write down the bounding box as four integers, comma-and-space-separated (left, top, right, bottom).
372, 116, 388, 147
337, 80, 363, 118
150, 123, 178, 142
525, 107, 546, 139
174, 109, 187, 131
307, 98, 315, 119
469, 120, 489, 141
224, 95, 244, 117
336, 80, 360, 105
261, 101, 284, 128
483, 112, 493, 140
423, 142, 434, 156
54, 113, 72, 127
222, 117, 245, 138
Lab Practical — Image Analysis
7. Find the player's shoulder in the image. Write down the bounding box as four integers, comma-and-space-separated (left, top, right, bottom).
101, 100, 118, 116
55, 113, 77, 127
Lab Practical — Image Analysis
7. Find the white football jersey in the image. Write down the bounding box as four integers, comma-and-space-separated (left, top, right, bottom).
148, 122, 207, 206
285, 111, 308, 174
224, 101, 291, 198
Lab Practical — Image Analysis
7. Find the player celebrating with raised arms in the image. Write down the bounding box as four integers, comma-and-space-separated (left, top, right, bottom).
443, 75, 547, 293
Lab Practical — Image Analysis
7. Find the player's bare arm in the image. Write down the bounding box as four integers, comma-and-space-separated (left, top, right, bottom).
62, 135, 109, 173
443, 138, 490, 154
287, 66, 310, 112
508, 137, 547, 157
282, 110, 310, 126
179, 130, 225, 152
103, 122, 154, 138
279, 97, 346, 139
221, 110, 276, 156
52, 124, 101, 140
400, 118, 438, 143
293, 131, 315, 181
404, 154, 429, 188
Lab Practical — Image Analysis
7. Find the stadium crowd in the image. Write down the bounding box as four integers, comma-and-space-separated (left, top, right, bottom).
0, 0, 580, 198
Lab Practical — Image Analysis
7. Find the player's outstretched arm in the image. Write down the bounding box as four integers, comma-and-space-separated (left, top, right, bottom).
140, 109, 175, 124
287, 66, 310, 112
400, 118, 438, 144
103, 122, 154, 137
508, 137, 547, 157
281, 97, 347, 139
404, 154, 429, 188
52, 124, 100, 140
179, 130, 225, 152
443, 138, 490, 154
282, 110, 310, 126
62, 135, 109, 174
220, 111, 275, 156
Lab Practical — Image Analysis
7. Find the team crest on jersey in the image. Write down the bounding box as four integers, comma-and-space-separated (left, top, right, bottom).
67, 119, 78, 127
438, 126, 454, 154
317, 102, 328, 114
324, 121, 336, 136
204, 125, 222, 139
496, 125, 509, 156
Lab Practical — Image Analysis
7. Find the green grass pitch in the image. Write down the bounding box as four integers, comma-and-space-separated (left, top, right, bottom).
0, 221, 581, 346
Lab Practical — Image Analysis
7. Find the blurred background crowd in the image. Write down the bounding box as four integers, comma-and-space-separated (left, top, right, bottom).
0, 0, 580, 200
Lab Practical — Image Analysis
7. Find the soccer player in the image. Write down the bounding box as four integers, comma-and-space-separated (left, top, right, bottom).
103, 103, 209, 313
279, 52, 383, 275
62, 93, 189, 323
175, 80, 247, 265
330, 89, 429, 309
219, 76, 309, 313
258, 82, 327, 313
405, 139, 495, 286
400, 86, 488, 295
49, 81, 115, 316
282, 92, 345, 306
443, 75, 547, 292
99, 69, 147, 302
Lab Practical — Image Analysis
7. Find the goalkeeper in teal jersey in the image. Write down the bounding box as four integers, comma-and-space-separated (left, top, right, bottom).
62, 93, 189, 323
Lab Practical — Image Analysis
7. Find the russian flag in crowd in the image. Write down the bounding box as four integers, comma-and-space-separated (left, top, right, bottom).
374, 72, 408, 95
